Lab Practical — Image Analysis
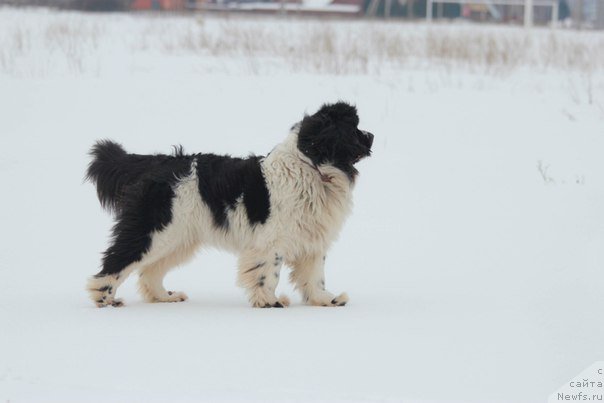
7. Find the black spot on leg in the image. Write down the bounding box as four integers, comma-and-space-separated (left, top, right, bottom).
168, 291, 173, 295
273, 301, 284, 308
96, 299, 104, 304
259, 275, 266, 281
331, 298, 338, 305
258, 281, 265, 287
274, 272, 279, 278
98, 286, 110, 292
244, 262, 266, 274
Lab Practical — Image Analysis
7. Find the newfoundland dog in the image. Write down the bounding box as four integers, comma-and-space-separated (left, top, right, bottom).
86, 102, 373, 308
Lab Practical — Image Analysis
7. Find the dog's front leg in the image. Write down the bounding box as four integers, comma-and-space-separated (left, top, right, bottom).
237, 250, 290, 308
290, 254, 348, 307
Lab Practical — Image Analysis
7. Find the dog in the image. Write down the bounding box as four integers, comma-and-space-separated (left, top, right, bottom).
85, 102, 373, 308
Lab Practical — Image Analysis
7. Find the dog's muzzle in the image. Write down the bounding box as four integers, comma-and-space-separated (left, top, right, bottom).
361, 130, 374, 149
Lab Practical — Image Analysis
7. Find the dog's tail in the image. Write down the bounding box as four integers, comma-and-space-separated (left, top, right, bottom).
85, 140, 138, 214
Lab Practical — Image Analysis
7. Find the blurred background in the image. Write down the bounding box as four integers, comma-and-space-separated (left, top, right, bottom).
1, 0, 603, 29
0, 0, 602, 402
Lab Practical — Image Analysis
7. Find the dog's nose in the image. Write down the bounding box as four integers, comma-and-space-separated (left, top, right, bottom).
362, 131, 374, 148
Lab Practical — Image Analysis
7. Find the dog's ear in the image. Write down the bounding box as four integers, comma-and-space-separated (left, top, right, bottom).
297, 110, 337, 164
316, 102, 359, 127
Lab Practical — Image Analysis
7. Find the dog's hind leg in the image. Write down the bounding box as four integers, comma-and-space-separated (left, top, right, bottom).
87, 179, 179, 307
87, 263, 137, 308
289, 254, 348, 307
138, 243, 198, 303
87, 229, 151, 308
237, 249, 290, 308
87, 230, 156, 308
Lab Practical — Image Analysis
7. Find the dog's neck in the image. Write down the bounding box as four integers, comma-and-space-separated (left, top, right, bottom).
265, 131, 303, 162
298, 157, 333, 183
266, 131, 344, 186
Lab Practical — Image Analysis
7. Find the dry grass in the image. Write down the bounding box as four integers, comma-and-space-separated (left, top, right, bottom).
130, 16, 604, 75
1, 8, 604, 77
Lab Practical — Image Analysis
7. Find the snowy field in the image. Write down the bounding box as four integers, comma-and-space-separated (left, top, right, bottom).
0, 7, 603, 403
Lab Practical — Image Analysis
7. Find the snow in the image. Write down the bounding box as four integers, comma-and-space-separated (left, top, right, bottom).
0, 7, 603, 403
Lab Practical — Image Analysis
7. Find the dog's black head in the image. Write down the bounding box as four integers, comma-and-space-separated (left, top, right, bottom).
297, 102, 373, 181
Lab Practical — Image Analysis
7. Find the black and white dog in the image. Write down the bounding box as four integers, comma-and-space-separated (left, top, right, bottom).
86, 102, 373, 308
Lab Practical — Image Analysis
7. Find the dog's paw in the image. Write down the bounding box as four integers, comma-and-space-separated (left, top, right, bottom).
111, 298, 125, 307
310, 292, 348, 307
94, 297, 125, 308
276, 294, 291, 307
152, 291, 188, 303
252, 294, 290, 308
330, 292, 348, 306
88, 278, 121, 308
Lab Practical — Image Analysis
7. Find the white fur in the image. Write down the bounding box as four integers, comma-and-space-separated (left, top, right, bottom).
87, 129, 354, 308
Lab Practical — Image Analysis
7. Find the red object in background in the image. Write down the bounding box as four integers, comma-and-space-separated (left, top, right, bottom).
159, 0, 184, 8
462, 4, 470, 17
131, 0, 184, 9
131, 0, 152, 9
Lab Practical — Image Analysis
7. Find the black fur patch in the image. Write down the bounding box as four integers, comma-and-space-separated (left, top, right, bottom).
297, 102, 373, 181
195, 154, 270, 228
87, 140, 192, 276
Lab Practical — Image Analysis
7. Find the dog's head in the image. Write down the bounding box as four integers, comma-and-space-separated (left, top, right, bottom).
297, 102, 373, 181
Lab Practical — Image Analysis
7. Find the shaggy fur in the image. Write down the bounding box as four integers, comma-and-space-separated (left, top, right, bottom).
85, 102, 373, 308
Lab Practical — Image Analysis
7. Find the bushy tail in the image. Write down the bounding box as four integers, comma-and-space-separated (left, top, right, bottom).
85, 140, 133, 214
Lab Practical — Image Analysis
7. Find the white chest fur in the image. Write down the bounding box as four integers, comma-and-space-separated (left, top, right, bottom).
259, 133, 354, 259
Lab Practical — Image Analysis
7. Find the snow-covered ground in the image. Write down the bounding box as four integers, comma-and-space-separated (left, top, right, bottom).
0, 7, 603, 403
